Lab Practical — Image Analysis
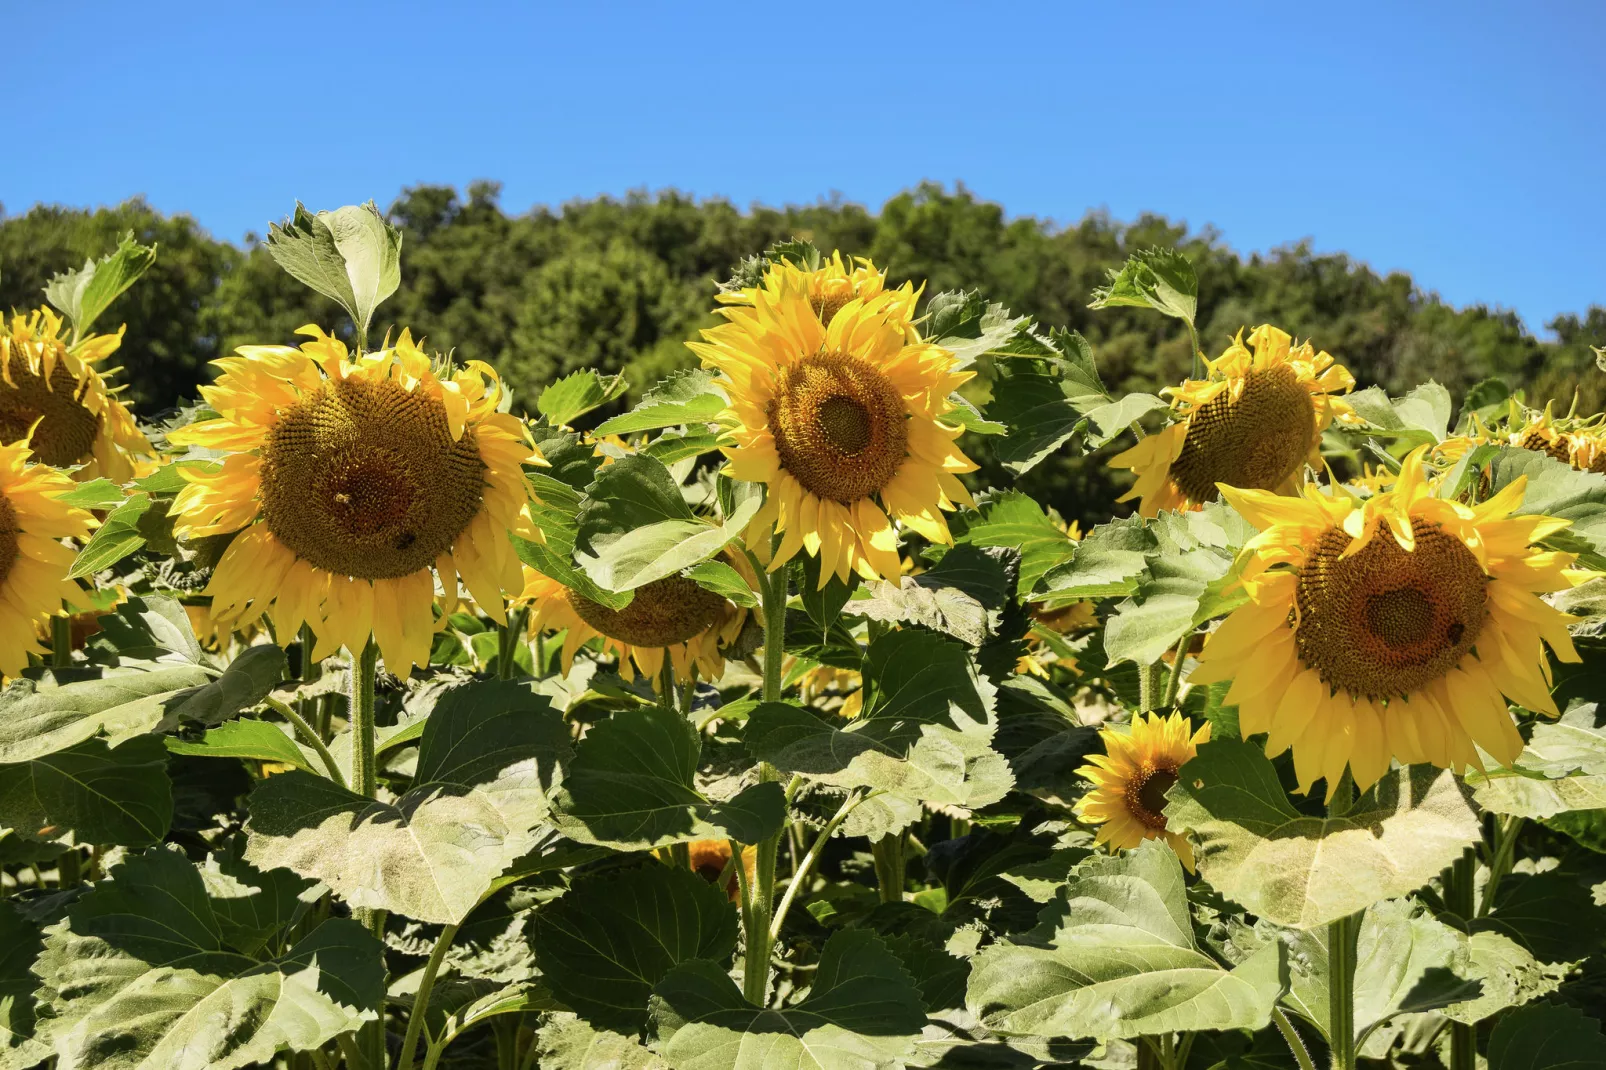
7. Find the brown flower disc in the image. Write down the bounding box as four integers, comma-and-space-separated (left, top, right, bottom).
767, 352, 907, 504
1169, 365, 1316, 504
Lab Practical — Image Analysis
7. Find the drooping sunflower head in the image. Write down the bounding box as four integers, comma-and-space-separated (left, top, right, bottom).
720, 251, 921, 336
1192, 447, 1584, 796
168, 326, 542, 676
519, 557, 753, 687
1074, 711, 1211, 870
691, 256, 977, 586
0, 441, 97, 675
1111, 325, 1355, 517
0, 308, 154, 481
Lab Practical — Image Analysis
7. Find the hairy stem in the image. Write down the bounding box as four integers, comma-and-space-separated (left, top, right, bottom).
1447, 847, 1477, 1070
1273, 1008, 1317, 1070
51, 613, 71, 669
872, 832, 907, 904
1162, 630, 1191, 709
497, 607, 526, 679
398, 922, 461, 1070
265, 697, 347, 788
349, 638, 385, 1070
1328, 911, 1359, 1070
740, 559, 789, 1005
770, 791, 868, 942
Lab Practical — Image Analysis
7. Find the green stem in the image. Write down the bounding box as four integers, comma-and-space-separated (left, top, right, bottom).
659, 651, 677, 706
1328, 911, 1359, 1070
668, 841, 691, 870
265, 697, 347, 788
871, 832, 906, 904
58, 847, 82, 889
1138, 660, 1164, 713
398, 922, 461, 1070
497, 607, 526, 679
1185, 319, 1205, 380
533, 632, 546, 678
740, 557, 790, 1006
350, 640, 379, 798
770, 791, 869, 942
1273, 1008, 1317, 1070
1162, 630, 1191, 709
1446, 847, 1477, 1070
51, 613, 72, 669
1478, 815, 1523, 916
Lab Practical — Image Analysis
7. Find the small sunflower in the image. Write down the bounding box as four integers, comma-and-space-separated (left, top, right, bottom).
1111, 325, 1355, 517
0, 440, 97, 674
1192, 447, 1584, 796
168, 326, 540, 677
690, 255, 977, 586
519, 561, 752, 687
658, 839, 757, 902
1074, 712, 1211, 870
0, 309, 153, 481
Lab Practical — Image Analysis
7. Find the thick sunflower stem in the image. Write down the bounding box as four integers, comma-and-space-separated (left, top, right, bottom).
398, 922, 460, 1070
348, 638, 385, 1070
872, 832, 906, 904
51, 613, 71, 669
497, 606, 527, 679
659, 651, 677, 707
1446, 847, 1478, 1070
741, 560, 791, 1006
1138, 660, 1165, 713
1327, 911, 1360, 1070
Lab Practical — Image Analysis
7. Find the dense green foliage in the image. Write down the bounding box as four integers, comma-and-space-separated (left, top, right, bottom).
3, 182, 1602, 524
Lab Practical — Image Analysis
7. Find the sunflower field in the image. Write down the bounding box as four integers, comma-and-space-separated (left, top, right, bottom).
3, 202, 1606, 1070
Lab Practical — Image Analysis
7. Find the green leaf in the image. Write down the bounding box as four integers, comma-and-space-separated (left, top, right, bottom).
165, 719, 316, 774
1468, 715, 1606, 818
197, 851, 317, 959
0, 901, 48, 1070
538, 370, 629, 428
925, 291, 1036, 368
1442, 932, 1571, 1026
684, 560, 758, 608
1487, 1002, 1606, 1070
955, 492, 1078, 596
594, 369, 728, 436
554, 705, 784, 849
67, 492, 153, 579
1035, 515, 1153, 604
32, 848, 383, 1070
533, 863, 737, 1033
844, 545, 1012, 646
1103, 547, 1229, 667
967, 841, 1286, 1041
652, 930, 925, 1070
51, 478, 126, 511
164, 645, 287, 726
745, 630, 1011, 811
43, 232, 157, 337
245, 679, 570, 924
1350, 900, 1483, 1056
576, 455, 694, 536
880, 934, 970, 1013
1088, 248, 1198, 326
0, 666, 215, 763
266, 201, 402, 340
1081, 392, 1169, 449
91, 595, 203, 663
1166, 740, 1482, 928
536, 1015, 667, 1070
982, 360, 1086, 475
0, 735, 171, 847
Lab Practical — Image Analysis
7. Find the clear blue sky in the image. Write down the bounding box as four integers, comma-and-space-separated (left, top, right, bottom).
5, 1, 1603, 334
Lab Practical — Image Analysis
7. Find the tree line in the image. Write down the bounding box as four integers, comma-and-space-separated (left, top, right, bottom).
2, 181, 1601, 523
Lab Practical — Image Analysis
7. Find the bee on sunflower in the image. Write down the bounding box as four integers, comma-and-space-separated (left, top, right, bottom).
690, 255, 977, 586
1111, 325, 1355, 516
1074, 711, 1212, 870
0, 309, 154, 481
518, 561, 753, 688
1192, 446, 1584, 797
168, 326, 541, 676
0, 439, 98, 674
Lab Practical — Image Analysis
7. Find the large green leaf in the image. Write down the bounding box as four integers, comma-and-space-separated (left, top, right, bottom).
245, 679, 570, 924
32, 848, 383, 1070
43, 232, 157, 337
0, 902, 47, 1070
652, 930, 925, 1070
843, 545, 1013, 646
266, 202, 402, 339
553, 705, 784, 849
954, 492, 1078, 596
1165, 740, 1481, 928
165, 719, 317, 775
967, 841, 1286, 1041
1103, 547, 1229, 667
1088, 248, 1198, 325
924, 289, 1034, 367
594, 369, 728, 436
538, 370, 628, 428
67, 493, 153, 580
89, 596, 203, 664
536, 1015, 667, 1070
1490, 446, 1606, 556
0, 735, 171, 847
164, 645, 287, 726
0, 667, 214, 764
1035, 515, 1152, 605
745, 630, 1011, 811
514, 446, 630, 611
1487, 1002, 1606, 1070
533, 863, 737, 1033
1442, 932, 1571, 1027
1347, 899, 1483, 1056
1468, 709, 1606, 818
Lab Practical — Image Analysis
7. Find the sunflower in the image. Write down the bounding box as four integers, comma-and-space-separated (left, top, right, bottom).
518, 560, 752, 687
1111, 325, 1355, 517
690, 256, 977, 586
657, 840, 757, 902
720, 252, 921, 335
1191, 447, 1584, 797
168, 326, 540, 677
1074, 711, 1211, 870
0, 309, 153, 481
0, 441, 97, 674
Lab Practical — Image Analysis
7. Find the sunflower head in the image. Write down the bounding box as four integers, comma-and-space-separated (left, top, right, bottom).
1192, 447, 1585, 796
0, 441, 98, 674
168, 326, 541, 676
676, 839, 757, 901
691, 254, 977, 587
0, 308, 153, 480
1110, 325, 1355, 517
520, 555, 753, 687
1074, 711, 1211, 870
